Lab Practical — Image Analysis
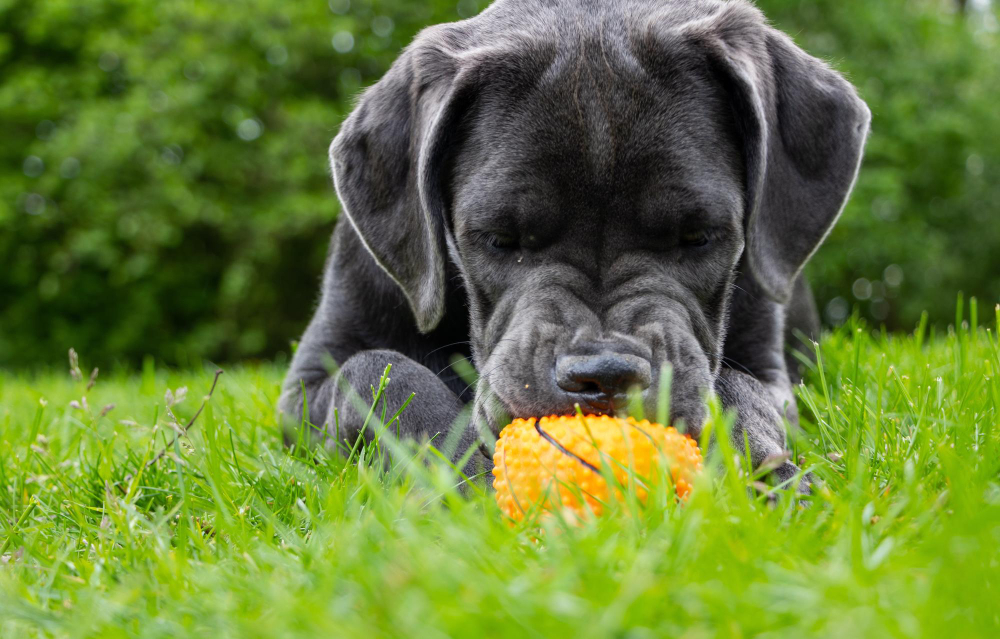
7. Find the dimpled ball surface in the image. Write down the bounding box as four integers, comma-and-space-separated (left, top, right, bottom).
492, 414, 702, 521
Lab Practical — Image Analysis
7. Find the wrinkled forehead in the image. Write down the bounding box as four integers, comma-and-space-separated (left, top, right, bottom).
450, 40, 745, 226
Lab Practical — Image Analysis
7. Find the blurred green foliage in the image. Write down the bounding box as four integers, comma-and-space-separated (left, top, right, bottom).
1, 0, 998, 368
762, 0, 1000, 331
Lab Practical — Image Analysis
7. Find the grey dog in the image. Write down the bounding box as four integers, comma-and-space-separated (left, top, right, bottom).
279, 0, 869, 487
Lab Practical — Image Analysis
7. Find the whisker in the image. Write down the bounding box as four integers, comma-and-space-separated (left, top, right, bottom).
721, 355, 754, 377
424, 340, 471, 359
436, 355, 472, 377
730, 277, 762, 304
431, 336, 522, 377
460, 362, 507, 397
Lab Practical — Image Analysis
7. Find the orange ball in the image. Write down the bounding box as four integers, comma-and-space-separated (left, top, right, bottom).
492, 414, 702, 521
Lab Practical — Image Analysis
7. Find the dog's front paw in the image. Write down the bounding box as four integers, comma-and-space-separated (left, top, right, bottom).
714, 368, 804, 489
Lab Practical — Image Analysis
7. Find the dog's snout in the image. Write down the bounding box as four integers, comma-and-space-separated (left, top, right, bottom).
555, 352, 652, 411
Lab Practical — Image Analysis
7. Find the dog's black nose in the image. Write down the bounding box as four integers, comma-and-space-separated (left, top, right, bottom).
555, 352, 652, 411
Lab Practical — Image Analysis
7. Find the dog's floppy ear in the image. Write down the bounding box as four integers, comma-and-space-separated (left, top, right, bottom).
330, 26, 477, 332
678, 3, 871, 303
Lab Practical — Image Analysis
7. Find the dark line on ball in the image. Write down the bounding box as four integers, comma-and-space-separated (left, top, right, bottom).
535, 422, 601, 474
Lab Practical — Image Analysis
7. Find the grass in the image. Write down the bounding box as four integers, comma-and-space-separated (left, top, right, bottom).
1, 305, 999, 638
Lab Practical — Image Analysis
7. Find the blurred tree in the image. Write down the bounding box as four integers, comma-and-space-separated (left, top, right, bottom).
0, 0, 486, 367
759, 0, 1000, 329
1, 0, 997, 368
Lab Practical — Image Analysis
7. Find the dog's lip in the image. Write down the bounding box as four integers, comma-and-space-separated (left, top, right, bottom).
497, 395, 629, 422
569, 391, 631, 414
478, 378, 634, 431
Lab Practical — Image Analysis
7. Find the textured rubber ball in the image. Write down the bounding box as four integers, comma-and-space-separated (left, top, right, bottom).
492, 414, 702, 521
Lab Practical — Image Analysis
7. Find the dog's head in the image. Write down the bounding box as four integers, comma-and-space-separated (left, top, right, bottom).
330, 0, 869, 436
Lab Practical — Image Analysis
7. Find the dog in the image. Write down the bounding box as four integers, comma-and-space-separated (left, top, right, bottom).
278, 0, 870, 487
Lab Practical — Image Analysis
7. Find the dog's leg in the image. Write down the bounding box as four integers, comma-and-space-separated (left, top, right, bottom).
714, 367, 808, 493
279, 349, 489, 478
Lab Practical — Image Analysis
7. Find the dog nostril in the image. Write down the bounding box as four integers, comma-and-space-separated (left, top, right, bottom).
571, 379, 602, 395
555, 352, 652, 401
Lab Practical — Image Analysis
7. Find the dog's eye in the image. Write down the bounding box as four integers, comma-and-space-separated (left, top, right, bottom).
680, 230, 709, 248
485, 232, 518, 251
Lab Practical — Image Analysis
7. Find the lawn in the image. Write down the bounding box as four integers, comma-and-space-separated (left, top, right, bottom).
1, 306, 998, 638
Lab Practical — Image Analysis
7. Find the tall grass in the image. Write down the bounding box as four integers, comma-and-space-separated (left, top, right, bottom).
0, 302, 998, 637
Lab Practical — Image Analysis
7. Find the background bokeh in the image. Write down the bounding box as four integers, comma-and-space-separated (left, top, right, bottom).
1, 0, 998, 369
